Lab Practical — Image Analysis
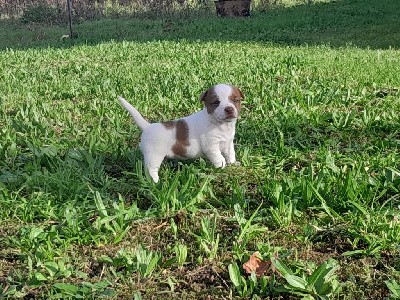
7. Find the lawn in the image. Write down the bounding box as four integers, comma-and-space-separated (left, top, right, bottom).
0, 0, 400, 299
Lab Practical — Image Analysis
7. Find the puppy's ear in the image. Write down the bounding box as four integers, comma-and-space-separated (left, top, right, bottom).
199, 89, 209, 102
237, 87, 245, 100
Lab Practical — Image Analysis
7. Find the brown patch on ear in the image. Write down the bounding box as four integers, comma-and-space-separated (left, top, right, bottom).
199, 89, 208, 102
229, 86, 244, 114
200, 86, 219, 115
162, 120, 175, 129
172, 119, 190, 157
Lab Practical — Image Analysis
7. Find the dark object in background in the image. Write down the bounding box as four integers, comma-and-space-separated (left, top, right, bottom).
67, 0, 73, 38
214, 0, 251, 17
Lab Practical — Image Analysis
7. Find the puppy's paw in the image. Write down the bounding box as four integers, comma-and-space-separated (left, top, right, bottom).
146, 168, 160, 183
214, 158, 226, 169
220, 159, 227, 169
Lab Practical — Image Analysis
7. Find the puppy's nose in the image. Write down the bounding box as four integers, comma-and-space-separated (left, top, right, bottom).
225, 107, 234, 114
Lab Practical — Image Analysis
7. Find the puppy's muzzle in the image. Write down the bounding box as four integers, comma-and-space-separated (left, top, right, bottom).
224, 106, 236, 119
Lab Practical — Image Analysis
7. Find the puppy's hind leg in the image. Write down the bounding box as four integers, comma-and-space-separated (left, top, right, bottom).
143, 152, 164, 183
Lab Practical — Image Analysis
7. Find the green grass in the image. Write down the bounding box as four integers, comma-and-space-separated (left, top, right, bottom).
1, 0, 400, 299
1, 0, 400, 50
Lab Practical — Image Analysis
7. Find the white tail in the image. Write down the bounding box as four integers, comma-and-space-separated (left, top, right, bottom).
118, 96, 150, 131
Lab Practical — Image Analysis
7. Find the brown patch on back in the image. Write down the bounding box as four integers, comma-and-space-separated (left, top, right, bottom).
172, 119, 190, 157
162, 120, 175, 129
200, 86, 219, 115
229, 86, 244, 113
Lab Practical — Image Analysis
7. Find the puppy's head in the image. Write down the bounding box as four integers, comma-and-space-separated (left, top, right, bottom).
200, 84, 244, 122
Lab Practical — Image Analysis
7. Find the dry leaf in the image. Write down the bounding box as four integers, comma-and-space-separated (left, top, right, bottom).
242, 251, 271, 277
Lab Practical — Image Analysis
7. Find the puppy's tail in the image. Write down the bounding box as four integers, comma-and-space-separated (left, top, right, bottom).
118, 96, 150, 131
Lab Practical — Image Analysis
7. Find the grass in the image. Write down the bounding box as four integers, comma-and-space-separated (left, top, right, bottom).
1, 0, 400, 50
1, 0, 400, 299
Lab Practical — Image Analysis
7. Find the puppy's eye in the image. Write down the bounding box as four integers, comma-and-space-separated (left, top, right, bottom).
213, 100, 220, 106
234, 98, 241, 102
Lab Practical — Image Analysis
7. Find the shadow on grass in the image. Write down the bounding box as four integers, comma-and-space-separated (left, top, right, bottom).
0, 0, 399, 51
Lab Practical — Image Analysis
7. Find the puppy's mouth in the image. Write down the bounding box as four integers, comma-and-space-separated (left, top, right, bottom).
225, 115, 237, 120
217, 115, 237, 122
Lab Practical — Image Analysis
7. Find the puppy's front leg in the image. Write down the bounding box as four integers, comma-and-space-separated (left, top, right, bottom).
203, 144, 226, 168
222, 140, 237, 165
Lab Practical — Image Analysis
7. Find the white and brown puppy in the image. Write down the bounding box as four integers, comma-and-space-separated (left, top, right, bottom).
118, 83, 243, 183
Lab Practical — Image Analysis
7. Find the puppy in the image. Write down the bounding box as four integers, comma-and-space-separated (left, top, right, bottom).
118, 83, 243, 183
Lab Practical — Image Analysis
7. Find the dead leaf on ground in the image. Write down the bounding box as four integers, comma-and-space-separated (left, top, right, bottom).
242, 251, 271, 277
